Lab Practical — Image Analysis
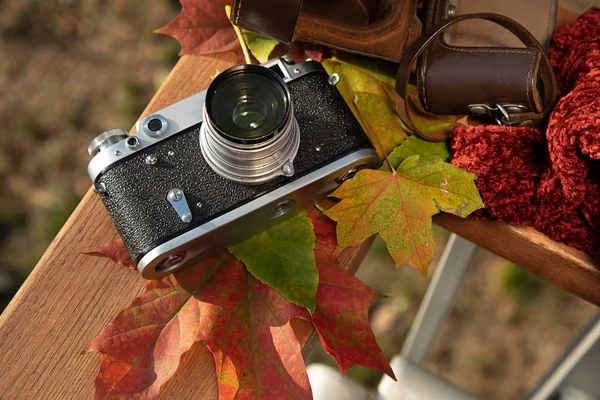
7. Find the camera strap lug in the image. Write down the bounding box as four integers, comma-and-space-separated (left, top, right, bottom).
167, 189, 193, 223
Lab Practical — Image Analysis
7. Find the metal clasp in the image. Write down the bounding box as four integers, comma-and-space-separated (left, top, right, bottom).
167, 189, 193, 223
468, 104, 527, 125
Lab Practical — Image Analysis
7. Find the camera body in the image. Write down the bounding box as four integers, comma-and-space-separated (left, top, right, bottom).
88, 57, 377, 279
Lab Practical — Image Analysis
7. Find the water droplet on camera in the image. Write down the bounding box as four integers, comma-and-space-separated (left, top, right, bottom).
145, 154, 157, 165
114, 150, 122, 156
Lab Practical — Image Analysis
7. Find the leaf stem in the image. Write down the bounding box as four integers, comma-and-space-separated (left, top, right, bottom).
225, 5, 252, 64
314, 203, 327, 214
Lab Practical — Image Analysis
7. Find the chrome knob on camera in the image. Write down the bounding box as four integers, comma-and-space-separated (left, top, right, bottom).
87, 129, 129, 156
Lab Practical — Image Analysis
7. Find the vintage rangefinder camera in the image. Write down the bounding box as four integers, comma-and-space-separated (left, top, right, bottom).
87, 57, 378, 279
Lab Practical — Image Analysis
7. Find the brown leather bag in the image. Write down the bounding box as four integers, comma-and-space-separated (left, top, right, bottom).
395, 0, 559, 141
229, 0, 422, 62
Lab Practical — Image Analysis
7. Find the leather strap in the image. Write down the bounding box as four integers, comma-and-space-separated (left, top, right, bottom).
395, 13, 558, 142
230, 0, 304, 44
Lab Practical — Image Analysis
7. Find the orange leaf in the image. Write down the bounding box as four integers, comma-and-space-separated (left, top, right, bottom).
84, 239, 136, 270
156, 0, 240, 56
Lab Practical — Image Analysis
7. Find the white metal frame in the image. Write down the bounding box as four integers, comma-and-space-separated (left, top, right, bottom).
308, 234, 600, 400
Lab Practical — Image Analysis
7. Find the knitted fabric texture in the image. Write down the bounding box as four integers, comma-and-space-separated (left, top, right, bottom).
450, 9, 600, 255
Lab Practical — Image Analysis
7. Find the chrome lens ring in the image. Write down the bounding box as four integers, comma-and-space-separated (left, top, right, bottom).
200, 64, 300, 184
200, 107, 300, 184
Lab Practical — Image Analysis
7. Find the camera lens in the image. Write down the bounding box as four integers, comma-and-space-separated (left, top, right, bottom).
201, 64, 300, 184
207, 67, 288, 144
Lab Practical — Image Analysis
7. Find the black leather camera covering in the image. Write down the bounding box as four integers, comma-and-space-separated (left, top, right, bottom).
97, 71, 372, 263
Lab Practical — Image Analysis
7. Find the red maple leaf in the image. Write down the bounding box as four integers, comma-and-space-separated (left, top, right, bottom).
156, 0, 240, 56
88, 208, 393, 398
306, 208, 395, 379
289, 42, 325, 63
90, 251, 312, 399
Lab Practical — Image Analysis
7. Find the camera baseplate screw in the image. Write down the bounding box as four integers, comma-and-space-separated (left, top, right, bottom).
328, 73, 340, 86
181, 212, 192, 223
167, 189, 183, 202
93, 182, 107, 194
145, 154, 157, 165
281, 162, 295, 177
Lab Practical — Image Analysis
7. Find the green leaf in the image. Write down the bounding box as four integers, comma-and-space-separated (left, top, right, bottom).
244, 31, 279, 63
380, 135, 451, 172
405, 85, 458, 135
229, 212, 318, 312
323, 55, 408, 159
326, 156, 482, 274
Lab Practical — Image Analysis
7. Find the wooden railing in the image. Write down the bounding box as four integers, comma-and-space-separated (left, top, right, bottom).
0, 8, 596, 398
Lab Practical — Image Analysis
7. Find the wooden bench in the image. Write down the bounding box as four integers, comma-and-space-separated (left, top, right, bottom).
0, 7, 596, 399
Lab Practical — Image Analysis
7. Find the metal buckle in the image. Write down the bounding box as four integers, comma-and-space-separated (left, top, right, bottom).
468, 104, 528, 125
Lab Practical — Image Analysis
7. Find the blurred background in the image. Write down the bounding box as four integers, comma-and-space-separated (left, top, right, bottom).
0, 0, 597, 399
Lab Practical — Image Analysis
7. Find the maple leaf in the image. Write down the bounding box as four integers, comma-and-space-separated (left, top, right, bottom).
381, 135, 450, 173
156, 0, 240, 56
244, 31, 279, 63
90, 252, 312, 400
322, 55, 408, 159
306, 208, 395, 379
88, 208, 396, 397
289, 41, 325, 63
84, 238, 136, 270
229, 212, 318, 312
326, 156, 482, 273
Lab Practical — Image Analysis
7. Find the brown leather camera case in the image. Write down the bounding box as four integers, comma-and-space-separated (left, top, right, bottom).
230, 0, 422, 62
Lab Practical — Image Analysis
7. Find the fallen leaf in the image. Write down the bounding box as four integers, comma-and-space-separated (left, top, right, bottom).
90, 251, 312, 400
156, 0, 240, 56
326, 156, 482, 273
306, 209, 395, 379
88, 209, 396, 396
406, 85, 458, 136
84, 238, 136, 270
381, 135, 450, 172
322, 55, 408, 159
289, 41, 325, 63
229, 212, 318, 312
244, 31, 279, 63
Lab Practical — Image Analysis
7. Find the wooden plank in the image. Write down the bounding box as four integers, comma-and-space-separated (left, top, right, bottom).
0, 52, 372, 399
435, 214, 600, 306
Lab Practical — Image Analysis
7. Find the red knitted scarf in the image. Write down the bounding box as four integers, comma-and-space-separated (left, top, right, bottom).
450, 9, 600, 255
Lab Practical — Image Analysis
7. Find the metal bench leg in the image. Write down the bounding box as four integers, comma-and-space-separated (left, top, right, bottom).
377, 233, 479, 400
528, 312, 600, 400
401, 233, 478, 364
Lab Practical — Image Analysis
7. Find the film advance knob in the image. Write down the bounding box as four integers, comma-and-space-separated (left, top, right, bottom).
88, 129, 129, 156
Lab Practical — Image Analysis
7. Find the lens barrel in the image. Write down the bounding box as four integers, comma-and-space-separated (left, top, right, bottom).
201, 64, 300, 184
